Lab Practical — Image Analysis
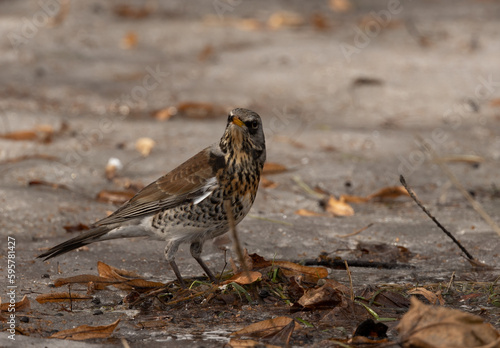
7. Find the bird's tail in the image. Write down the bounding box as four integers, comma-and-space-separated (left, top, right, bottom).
37, 225, 111, 260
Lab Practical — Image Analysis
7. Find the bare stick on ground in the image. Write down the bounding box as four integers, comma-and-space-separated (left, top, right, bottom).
399, 175, 475, 260
417, 136, 500, 238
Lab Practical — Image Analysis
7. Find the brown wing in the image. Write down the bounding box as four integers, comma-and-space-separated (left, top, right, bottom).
94, 146, 223, 226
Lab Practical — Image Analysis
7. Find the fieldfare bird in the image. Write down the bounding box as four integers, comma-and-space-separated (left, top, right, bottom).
38, 108, 266, 288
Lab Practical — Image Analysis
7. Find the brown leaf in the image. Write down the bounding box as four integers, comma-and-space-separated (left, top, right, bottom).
490, 98, 500, 107
36, 292, 92, 304
221, 271, 262, 285
268, 11, 304, 29
408, 287, 445, 305
198, 44, 214, 61
366, 186, 410, 201
274, 261, 328, 283
53, 275, 117, 290
311, 13, 329, 31
325, 195, 355, 216
121, 32, 138, 49
0, 295, 30, 312
231, 316, 294, 339
63, 223, 89, 233
152, 107, 177, 121
0, 124, 54, 142
113, 4, 152, 18
49, 319, 120, 340
135, 137, 155, 157
397, 298, 500, 347
296, 279, 346, 310
261, 177, 279, 189
29, 180, 71, 191
341, 185, 410, 204
329, 0, 352, 13
176, 102, 227, 119
96, 190, 135, 205
262, 162, 288, 175
97, 261, 165, 292
294, 209, 327, 217
228, 339, 282, 348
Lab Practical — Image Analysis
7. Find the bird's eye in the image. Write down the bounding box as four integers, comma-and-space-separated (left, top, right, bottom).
251, 121, 259, 129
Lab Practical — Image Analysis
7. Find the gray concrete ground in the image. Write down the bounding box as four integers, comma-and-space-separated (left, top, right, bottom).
1, 0, 499, 346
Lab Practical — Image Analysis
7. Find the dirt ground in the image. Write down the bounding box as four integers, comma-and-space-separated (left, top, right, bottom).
1, 0, 499, 347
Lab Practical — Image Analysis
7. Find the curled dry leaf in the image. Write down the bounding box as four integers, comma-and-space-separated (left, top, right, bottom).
325, 195, 354, 216
297, 279, 346, 310
153, 106, 177, 121
176, 102, 228, 119
36, 292, 92, 304
96, 190, 135, 205
274, 260, 328, 283
228, 339, 282, 348
397, 297, 500, 348
329, 0, 353, 13
231, 316, 294, 339
49, 319, 120, 341
221, 271, 262, 285
268, 11, 304, 29
0, 295, 30, 312
261, 177, 279, 189
53, 275, 118, 290
135, 137, 155, 157
97, 261, 165, 292
262, 162, 288, 175
341, 185, 410, 204
408, 287, 445, 305
113, 4, 153, 18
294, 209, 327, 217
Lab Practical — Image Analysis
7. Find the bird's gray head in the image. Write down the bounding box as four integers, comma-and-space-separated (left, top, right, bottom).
221, 108, 266, 164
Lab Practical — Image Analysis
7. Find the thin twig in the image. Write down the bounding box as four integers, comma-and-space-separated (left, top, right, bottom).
417, 136, 500, 238
224, 200, 252, 283
337, 223, 374, 238
399, 175, 475, 260
292, 176, 324, 199
345, 261, 354, 303
300, 259, 415, 269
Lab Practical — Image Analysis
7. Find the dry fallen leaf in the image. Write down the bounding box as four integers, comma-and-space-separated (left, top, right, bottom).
297, 279, 346, 309
36, 292, 92, 304
53, 275, 118, 290
325, 195, 355, 216
408, 287, 445, 305
341, 185, 410, 203
260, 177, 279, 189
274, 260, 328, 283
153, 106, 177, 121
97, 261, 165, 292
231, 316, 294, 339
96, 190, 135, 205
294, 209, 327, 217
268, 11, 304, 29
221, 271, 262, 285
177, 102, 227, 119
329, 0, 352, 13
63, 223, 89, 233
0, 295, 30, 312
262, 162, 288, 175
198, 44, 214, 61
113, 4, 152, 18
397, 297, 500, 347
50, 319, 120, 341
228, 339, 282, 348
121, 31, 138, 49
135, 137, 155, 157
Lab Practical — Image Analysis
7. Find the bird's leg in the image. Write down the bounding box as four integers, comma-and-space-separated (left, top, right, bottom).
190, 241, 217, 284
164, 241, 186, 288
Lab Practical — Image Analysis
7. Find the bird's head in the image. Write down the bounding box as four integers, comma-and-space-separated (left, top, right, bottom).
220, 108, 266, 164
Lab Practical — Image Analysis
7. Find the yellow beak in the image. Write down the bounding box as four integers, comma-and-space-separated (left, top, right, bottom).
231, 116, 245, 128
